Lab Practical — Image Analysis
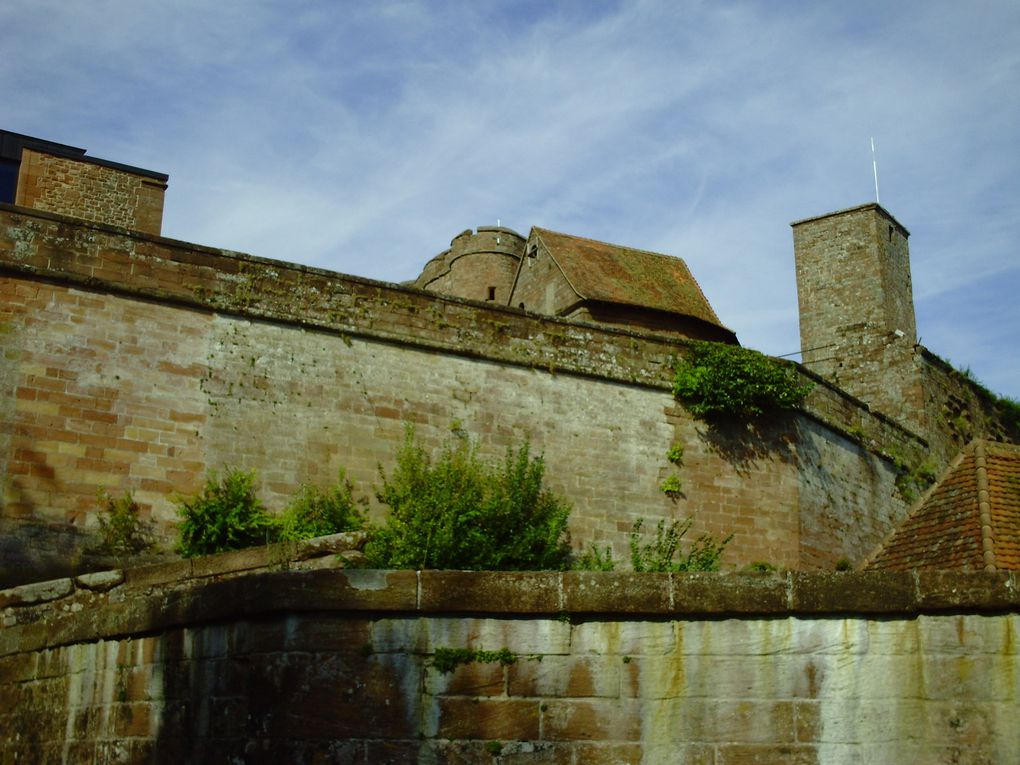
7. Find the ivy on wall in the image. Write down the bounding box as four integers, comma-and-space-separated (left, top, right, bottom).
672, 341, 812, 418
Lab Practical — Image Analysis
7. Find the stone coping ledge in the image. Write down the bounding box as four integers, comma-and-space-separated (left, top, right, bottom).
1, 555, 1016, 658
0, 532, 366, 615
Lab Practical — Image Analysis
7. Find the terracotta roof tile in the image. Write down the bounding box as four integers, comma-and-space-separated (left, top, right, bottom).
531, 228, 728, 331
987, 443, 1020, 569
868, 440, 1020, 571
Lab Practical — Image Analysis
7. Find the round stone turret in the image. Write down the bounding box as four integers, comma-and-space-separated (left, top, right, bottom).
413, 226, 525, 304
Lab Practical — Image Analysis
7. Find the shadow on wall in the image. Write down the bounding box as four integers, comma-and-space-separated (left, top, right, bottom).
151, 612, 424, 762
0, 514, 170, 589
697, 412, 798, 475
0, 518, 88, 588
1, 445, 72, 587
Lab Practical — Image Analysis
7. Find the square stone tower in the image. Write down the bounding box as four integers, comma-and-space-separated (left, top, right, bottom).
792, 203, 924, 432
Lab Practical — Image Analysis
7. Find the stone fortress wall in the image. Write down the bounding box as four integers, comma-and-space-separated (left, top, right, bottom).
0, 133, 1016, 587
792, 203, 1015, 466
1, 548, 1016, 764
1, 203, 932, 585
2, 132, 1019, 764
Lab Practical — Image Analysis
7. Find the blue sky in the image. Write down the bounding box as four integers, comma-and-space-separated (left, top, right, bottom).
4, 0, 1019, 398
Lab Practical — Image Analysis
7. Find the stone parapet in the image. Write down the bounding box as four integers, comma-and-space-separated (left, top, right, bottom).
2, 560, 1016, 656
0, 562, 1017, 763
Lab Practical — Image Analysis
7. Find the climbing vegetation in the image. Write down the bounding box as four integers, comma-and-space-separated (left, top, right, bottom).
430, 646, 517, 674
659, 474, 683, 499
659, 443, 685, 499
672, 341, 812, 418
884, 447, 938, 503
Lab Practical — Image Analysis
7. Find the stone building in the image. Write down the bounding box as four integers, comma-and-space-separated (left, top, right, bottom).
1, 128, 1018, 764
0, 128, 1017, 587
414, 226, 736, 343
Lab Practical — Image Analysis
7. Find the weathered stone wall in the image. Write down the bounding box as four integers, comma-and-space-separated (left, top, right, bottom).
793, 204, 924, 434
916, 349, 1020, 465
415, 226, 525, 304
509, 237, 577, 315
14, 149, 166, 235
0, 205, 926, 584
792, 203, 1019, 468
1, 558, 1016, 764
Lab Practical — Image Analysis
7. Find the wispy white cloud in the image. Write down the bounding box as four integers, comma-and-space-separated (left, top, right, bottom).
3, 0, 1018, 396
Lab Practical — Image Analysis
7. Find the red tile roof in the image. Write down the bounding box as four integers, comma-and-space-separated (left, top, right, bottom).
867, 440, 1020, 571
531, 228, 729, 331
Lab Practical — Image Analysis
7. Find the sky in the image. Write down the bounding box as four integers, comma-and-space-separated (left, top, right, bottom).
3, 0, 1019, 398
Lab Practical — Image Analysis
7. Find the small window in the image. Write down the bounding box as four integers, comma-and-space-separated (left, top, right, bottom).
487, 286, 496, 301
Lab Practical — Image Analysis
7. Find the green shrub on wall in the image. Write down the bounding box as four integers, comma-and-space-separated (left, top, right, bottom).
573, 543, 616, 571
672, 341, 812, 418
629, 518, 731, 572
573, 519, 732, 572
277, 471, 367, 541
175, 468, 275, 557
884, 447, 938, 503
95, 490, 154, 556
175, 469, 370, 558
364, 427, 572, 571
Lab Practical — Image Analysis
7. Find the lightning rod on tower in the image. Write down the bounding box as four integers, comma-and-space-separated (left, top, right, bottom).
871, 137, 880, 204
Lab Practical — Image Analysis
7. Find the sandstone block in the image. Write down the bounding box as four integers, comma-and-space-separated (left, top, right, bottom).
74, 569, 124, 591
563, 571, 670, 614
429, 697, 540, 740
0, 577, 73, 608
419, 571, 561, 614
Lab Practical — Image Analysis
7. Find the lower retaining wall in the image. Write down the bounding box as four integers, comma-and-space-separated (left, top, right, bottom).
1, 560, 1017, 764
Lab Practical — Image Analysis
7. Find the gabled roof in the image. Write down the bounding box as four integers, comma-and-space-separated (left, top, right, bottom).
530, 228, 729, 331
867, 440, 1020, 571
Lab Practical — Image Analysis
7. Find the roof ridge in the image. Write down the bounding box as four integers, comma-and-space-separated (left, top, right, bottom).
531, 227, 678, 260
974, 441, 998, 571
985, 439, 1020, 455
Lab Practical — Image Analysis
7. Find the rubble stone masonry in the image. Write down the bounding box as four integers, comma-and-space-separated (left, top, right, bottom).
14, 149, 166, 235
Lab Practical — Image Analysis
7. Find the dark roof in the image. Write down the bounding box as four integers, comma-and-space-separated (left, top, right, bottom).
530, 228, 729, 331
0, 128, 168, 182
867, 440, 1020, 571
